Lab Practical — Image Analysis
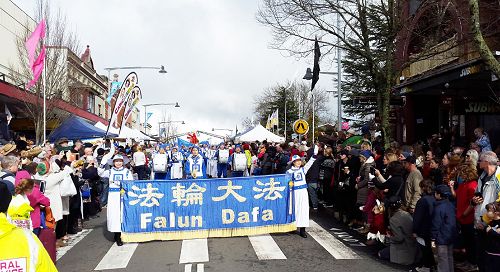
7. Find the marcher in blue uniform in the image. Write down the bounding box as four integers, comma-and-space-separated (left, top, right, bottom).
185, 146, 206, 179
215, 144, 230, 178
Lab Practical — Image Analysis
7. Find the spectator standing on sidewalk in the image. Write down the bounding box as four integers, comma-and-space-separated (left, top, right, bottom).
472, 151, 499, 271
412, 179, 436, 271
431, 185, 457, 272
403, 156, 423, 214
133, 146, 147, 180
474, 127, 492, 152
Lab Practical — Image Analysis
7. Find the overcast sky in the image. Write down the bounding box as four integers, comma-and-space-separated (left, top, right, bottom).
14, 0, 333, 135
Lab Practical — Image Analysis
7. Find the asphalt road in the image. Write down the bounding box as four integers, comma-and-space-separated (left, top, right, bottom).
56, 208, 407, 272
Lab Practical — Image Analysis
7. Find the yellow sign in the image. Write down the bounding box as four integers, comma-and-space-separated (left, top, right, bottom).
293, 119, 309, 135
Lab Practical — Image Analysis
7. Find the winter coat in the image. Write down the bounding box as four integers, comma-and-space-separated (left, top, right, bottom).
389, 210, 419, 265
27, 184, 50, 229
33, 165, 73, 222
306, 154, 324, 184
412, 194, 435, 239
356, 157, 374, 205
431, 199, 457, 245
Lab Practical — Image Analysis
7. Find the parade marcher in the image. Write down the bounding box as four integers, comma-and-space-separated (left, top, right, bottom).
133, 146, 147, 180
216, 144, 230, 178
287, 145, 318, 238
169, 146, 184, 180
206, 145, 218, 178
152, 148, 169, 180
185, 146, 206, 179
0, 182, 58, 271
229, 145, 247, 177
105, 155, 133, 246
96, 141, 116, 207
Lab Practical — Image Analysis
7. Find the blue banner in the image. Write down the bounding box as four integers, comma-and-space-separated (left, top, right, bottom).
121, 174, 295, 242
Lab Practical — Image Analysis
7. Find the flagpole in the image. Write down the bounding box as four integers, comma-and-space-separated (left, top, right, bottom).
42, 35, 46, 144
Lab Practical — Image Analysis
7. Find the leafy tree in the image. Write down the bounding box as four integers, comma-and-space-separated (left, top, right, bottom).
257, 0, 398, 147
253, 81, 329, 141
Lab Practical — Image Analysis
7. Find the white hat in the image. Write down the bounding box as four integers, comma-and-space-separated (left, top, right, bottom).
291, 155, 301, 162
112, 155, 124, 161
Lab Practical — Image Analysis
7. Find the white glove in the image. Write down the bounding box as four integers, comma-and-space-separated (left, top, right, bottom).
369, 173, 375, 180
314, 145, 319, 155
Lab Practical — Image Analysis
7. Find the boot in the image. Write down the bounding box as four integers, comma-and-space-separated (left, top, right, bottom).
299, 227, 307, 238
114, 232, 123, 246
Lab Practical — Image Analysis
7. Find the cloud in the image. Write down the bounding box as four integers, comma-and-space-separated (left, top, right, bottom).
14, 0, 332, 134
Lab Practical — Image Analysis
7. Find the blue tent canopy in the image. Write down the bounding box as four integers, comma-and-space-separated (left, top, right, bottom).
48, 115, 116, 142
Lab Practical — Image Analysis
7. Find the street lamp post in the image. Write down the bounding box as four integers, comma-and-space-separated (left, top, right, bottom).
143, 102, 180, 134
103, 65, 167, 137
159, 120, 185, 142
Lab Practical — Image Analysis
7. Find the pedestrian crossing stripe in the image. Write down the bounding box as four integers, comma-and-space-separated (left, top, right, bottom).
56, 220, 362, 271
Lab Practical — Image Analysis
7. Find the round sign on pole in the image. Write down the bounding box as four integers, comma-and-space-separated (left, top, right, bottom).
293, 119, 309, 135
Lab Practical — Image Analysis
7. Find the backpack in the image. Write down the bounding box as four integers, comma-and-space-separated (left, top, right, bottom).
41, 206, 56, 229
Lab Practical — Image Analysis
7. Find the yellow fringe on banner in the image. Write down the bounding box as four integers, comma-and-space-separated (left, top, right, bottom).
121, 223, 297, 243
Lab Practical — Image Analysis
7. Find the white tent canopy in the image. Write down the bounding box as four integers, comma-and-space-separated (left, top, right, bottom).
235, 124, 285, 143
94, 122, 153, 141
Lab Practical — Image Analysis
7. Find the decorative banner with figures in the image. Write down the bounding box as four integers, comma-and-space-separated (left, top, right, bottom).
121, 174, 296, 242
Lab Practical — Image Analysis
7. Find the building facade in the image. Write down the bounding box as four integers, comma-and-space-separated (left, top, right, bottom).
0, 0, 111, 139
394, 0, 500, 150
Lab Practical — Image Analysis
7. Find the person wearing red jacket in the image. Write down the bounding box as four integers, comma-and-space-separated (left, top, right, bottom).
452, 164, 479, 271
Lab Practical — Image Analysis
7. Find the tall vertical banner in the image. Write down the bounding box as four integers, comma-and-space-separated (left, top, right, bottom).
109, 72, 138, 128
121, 174, 296, 242
120, 86, 142, 132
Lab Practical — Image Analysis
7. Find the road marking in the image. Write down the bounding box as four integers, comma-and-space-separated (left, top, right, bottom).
179, 239, 209, 264
56, 229, 93, 261
308, 220, 361, 259
184, 263, 205, 272
248, 234, 287, 260
94, 243, 138, 270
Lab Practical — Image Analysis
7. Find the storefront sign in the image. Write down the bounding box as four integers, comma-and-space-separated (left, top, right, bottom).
459, 64, 481, 78
121, 175, 296, 242
465, 101, 500, 113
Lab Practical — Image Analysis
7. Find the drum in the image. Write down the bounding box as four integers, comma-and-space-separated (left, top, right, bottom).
233, 153, 247, 172
153, 153, 168, 173
218, 150, 229, 164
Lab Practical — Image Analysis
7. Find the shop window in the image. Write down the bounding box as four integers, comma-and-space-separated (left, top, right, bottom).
88, 93, 95, 113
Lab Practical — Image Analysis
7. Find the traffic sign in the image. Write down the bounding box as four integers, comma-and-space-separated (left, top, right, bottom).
293, 119, 309, 135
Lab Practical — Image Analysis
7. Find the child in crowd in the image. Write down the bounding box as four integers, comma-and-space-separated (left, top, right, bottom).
8, 178, 35, 230
431, 185, 457, 272
484, 201, 500, 271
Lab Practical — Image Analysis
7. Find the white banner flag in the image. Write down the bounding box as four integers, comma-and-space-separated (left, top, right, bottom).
109, 72, 138, 128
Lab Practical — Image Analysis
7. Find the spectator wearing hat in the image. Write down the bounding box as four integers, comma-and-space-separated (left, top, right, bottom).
403, 155, 423, 214
103, 155, 133, 246
55, 138, 71, 153
431, 184, 457, 272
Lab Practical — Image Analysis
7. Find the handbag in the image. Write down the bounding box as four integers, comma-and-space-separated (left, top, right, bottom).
81, 181, 92, 202
60, 175, 77, 197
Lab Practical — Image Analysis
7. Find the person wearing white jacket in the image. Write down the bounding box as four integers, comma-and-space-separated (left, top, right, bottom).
33, 160, 73, 246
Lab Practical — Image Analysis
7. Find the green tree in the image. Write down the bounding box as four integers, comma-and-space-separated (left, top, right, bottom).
257, 0, 398, 147
253, 81, 329, 141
